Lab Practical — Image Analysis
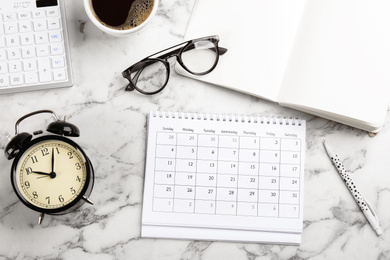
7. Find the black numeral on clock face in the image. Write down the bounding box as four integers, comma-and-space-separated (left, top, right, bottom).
25, 167, 32, 175
41, 148, 49, 156
31, 156, 38, 163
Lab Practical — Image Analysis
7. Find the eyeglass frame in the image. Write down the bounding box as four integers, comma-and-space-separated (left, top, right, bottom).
122, 35, 227, 95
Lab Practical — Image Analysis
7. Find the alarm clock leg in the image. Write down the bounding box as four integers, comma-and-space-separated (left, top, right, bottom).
82, 196, 94, 205
38, 212, 45, 225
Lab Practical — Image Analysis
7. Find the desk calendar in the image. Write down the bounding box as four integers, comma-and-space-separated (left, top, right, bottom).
141, 111, 306, 244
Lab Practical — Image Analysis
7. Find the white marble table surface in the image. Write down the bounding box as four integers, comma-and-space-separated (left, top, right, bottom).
1, 0, 390, 259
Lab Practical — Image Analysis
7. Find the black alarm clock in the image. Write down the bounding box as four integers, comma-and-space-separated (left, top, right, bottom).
4, 110, 94, 224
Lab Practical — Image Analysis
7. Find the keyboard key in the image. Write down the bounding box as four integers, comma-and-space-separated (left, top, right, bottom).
53, 69, 66, 81
52, 56, 65, 68
33, 19, 47, 31
23, 59, 37, 71
4, 22, 18, 34
20, 33, 34, 46
36, 45, 49, 57
19, 20, 32, 33
0, 36, 4, 48
49, 31, 62, 42
7, 48, 21, 60
47, 18, 61, 30
38, 58, 52, 82
4, 13, 17, 21
0, 62, 8, 74
6, 35, 20, 47
32, 10, 46, 19
47, 8, 59, 17
0, 49, 6, 60
22, 46, 36, 59
9, 61, 22, 73
25, 72, 39, 84
10, 73, 24, 86
50, 43, 63, 55
35, 32, 49, 44
0, 75, 9, 87
18, 11, 31, 20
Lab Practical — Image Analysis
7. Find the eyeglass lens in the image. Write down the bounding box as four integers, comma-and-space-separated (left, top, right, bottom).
131, 59, 168, 94
181, 40, 218, 74
130, 39, 218, 94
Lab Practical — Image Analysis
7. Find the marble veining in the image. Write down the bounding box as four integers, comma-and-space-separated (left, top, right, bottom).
1, 0, 390, 259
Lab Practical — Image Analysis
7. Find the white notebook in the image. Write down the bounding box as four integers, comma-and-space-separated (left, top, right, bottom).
176, 0, 390, 133
141, 111, 306, 245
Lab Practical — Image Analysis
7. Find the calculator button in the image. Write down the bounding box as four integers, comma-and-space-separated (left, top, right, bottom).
50, 43, 63, 55
22, 47, 36, 59
33, 20, 47, 31
0, 49, 6, 60
6, 35, 20, 47
47, 9, 59, 17
32, 10, 46, 19
19, 20, 33, 33
49, 31, 62, 42
9, 61, 22, 73
4, 13, 17, 21
0, 75, 9, 87
52, 56, 65, 68
53, 69, 66, 81
25, 72, 39, 84
35, 32, 49, 44
0, 62, 8, 74
7, 48, 21, 60
20, 33, 34, 46
23, 59, 37, 71
18, 11, 31, 20
36, 45, 50, 57
47, 18, 61, 30
10, 73, 24, 86
38, 58, 52, 82
4, 22, 18, 34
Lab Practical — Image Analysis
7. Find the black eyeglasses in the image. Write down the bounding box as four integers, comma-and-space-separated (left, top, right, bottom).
122, 35, 228, 95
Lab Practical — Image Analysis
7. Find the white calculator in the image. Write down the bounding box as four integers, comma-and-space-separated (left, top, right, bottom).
0, 0, 73, 94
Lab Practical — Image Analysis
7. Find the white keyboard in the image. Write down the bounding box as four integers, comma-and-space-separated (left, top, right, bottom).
0, 0, 73, 94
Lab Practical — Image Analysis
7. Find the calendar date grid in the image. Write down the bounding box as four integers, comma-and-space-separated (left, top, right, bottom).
152, 131, 301, 219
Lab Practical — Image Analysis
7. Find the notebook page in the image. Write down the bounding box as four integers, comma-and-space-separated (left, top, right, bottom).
141, 112, 306, 244
278, 0, 390, 129
175, 0, 305, 102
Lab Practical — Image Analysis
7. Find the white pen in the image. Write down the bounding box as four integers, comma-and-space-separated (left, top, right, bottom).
323, 141, 383, 236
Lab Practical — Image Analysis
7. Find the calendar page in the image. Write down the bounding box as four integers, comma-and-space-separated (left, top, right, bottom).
141, 111, 306, 244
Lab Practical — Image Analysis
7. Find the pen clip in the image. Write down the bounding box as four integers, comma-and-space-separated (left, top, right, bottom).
363, 197, 378, 221
362, 197, 383, 235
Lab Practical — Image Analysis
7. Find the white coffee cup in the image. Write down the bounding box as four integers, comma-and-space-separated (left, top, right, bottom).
83, 0, 159, 37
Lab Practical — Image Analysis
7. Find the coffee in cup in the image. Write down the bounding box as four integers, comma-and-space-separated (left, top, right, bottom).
83, 0, 159, 36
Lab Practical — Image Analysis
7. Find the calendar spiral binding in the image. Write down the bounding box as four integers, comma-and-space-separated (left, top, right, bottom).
151, 111, 303, 126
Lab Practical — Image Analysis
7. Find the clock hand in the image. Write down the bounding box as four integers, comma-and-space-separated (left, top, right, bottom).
51, 148, 55, 173
31, 171, 56, 178
31, 171, 51, 176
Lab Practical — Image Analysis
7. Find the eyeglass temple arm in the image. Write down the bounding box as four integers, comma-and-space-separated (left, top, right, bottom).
155, 46, 228, 61
124, 44, 228, 75
125, 67, 144, 91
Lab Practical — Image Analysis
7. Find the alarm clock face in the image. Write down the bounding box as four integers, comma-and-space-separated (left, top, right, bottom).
11, 136, 91, 213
